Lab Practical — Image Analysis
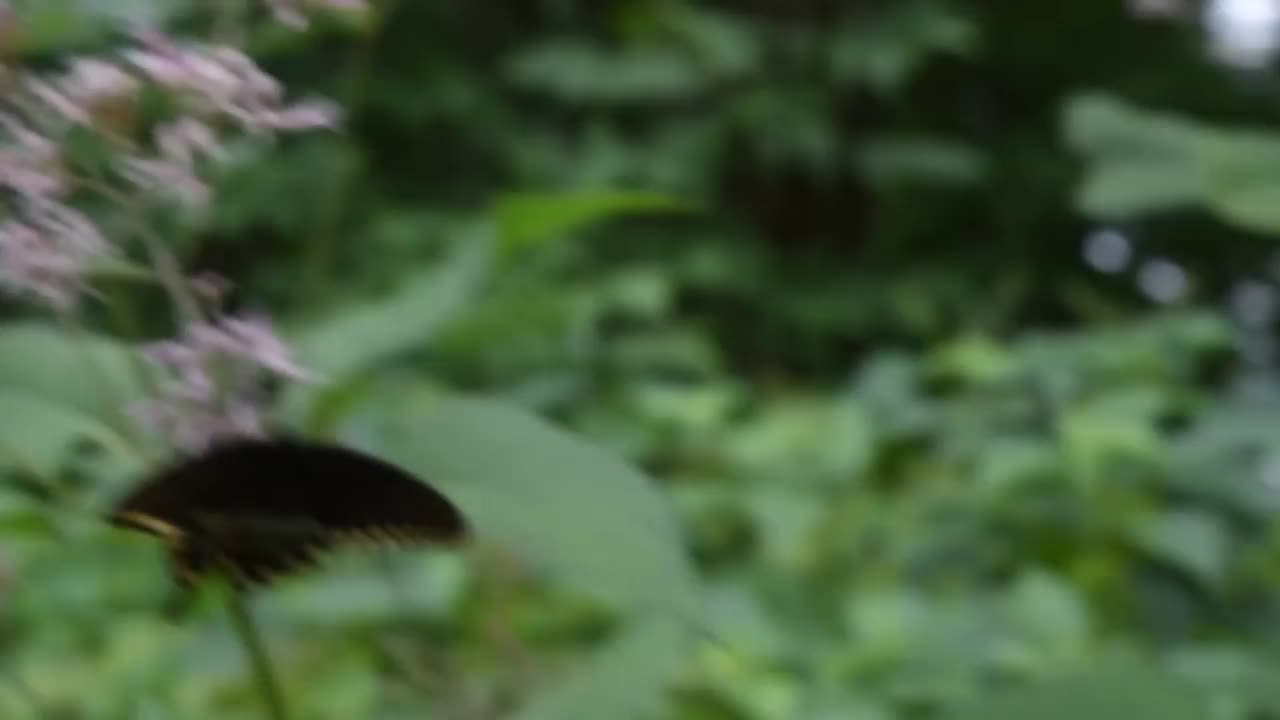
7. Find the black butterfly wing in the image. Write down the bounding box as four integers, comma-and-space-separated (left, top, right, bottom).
168, 513, 336, 588
111, 438, 468, 586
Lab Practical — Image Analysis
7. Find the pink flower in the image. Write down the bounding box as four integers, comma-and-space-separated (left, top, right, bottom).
156, 117, 221, 165
123, 34, 338, 135
118, 156, 211, 208
132, 312, 318, 452
25, 58, 140, 127
0, 113, 65, 197
0, 199, 111, 309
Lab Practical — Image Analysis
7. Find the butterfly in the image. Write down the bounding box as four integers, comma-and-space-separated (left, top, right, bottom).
109, 438, 468, 588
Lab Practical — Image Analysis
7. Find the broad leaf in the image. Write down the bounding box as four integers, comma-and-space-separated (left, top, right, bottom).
1065, 93, 1280, 236
354, 393, 699, 719
0, 323, 146, 478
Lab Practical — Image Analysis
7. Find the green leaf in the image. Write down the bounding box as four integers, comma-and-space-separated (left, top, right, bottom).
0, 323, 145, 477
507, 41, 708, 103
942, 661, 1208, 720
829, 4, 977, 93
0, 390, 138, 480
86, 258, 159, 285
494, 190, 692, 253
1065, 92, 1280, 236
1131, 510, 1230, 590
1003, 569, 1090, 667
374, 394, 697, 612
357, 393, 698, 719
511, 617, 689, 720
12, 0, 178, 52
1203, 133, 1280, 234
283, 231, 488, 422
1063, 94, 1201, 218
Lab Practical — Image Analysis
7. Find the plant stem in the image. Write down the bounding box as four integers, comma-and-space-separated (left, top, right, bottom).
214, 0, 250, 45
78, 175, 203, 324
226, 589, 290, 720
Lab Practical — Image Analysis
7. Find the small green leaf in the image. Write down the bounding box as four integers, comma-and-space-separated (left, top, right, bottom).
1131, 510, 1229, 590
494, 190, 692, 253
507, 42, 708, 103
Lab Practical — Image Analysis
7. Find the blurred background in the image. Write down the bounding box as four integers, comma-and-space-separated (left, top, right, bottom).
12, 0, 1280, 718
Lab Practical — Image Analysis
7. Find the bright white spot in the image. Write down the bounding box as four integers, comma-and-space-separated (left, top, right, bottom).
1137, 258, 1189, 304
1204, 0, 1280, 68
1082, 228, 1133, 274
1230, 280, 1278, 327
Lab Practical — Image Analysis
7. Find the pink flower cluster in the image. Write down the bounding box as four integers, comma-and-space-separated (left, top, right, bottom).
0, 106, 110, 307
0, 28, 341, 310
0, 12, 333, 451
131, 312, 317, 453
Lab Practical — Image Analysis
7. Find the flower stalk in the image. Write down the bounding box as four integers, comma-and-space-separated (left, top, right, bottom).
227, 588, 290, 720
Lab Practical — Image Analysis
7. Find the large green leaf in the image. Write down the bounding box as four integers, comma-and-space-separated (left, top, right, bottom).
511, 617, 689, 720
0, 323, 146, 478
357, 393, 698, 719
1063, 94, 1202, 218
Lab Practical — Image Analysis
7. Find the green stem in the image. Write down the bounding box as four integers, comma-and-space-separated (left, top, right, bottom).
226, 590, 289, 720
303, 0, 401, 305
213, 0, 250, 45
78, 176, 203, 324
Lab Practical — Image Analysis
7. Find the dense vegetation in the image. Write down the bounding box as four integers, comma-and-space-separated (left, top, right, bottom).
6, 1, 1280, 718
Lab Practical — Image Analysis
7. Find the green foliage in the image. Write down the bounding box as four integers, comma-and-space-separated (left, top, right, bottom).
12, 0, 1280, 718
1066, 93, 1280, 235
9, 0, 177, 52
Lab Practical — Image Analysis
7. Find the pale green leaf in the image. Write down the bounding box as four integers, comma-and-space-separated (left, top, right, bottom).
354, 393, 698, 719
1131, 510, 1230, 590
0, 323, 145, 477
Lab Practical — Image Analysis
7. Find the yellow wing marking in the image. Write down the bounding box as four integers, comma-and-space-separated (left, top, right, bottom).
115, 510, 185, 541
